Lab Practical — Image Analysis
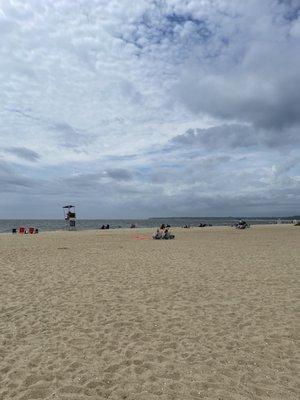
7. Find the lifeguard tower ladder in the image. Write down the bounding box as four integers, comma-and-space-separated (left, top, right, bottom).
63, 205, 76, 230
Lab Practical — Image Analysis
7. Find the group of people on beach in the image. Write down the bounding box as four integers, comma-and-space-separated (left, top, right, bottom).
153, 224, 175, 240
234, 220, 250, 229
100, 224, 110, 230
12, 227, 39, 234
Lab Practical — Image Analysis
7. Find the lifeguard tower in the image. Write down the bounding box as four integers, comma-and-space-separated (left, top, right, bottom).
63, 205, 76, 230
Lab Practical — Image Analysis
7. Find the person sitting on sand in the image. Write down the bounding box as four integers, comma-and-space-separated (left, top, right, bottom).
162, 228, 170, 239
153, 227, 175, 240
236, 220, 249, 229
153, 229, 163, 239
162, 228, 175, 240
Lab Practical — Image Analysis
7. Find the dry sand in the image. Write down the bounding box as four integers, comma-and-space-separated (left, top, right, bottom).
0, 225, 299, 400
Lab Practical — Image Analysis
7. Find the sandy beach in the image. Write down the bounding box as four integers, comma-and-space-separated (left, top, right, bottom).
0, 225, 299, 400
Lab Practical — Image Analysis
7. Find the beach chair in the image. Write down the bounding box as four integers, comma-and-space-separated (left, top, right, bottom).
29, 227, 35, 234
19, 227, 25, 234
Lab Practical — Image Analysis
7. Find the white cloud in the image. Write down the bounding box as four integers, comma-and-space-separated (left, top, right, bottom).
0, 0, 299, 217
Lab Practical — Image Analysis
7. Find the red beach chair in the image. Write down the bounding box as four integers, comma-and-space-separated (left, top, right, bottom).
29, 227, 35, 234
19, 227, 25, 234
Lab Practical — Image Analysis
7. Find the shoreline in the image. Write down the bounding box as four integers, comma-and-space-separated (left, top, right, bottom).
0, 222, 296, 236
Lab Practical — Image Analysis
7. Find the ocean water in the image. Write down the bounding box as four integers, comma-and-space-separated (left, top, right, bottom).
0, 217, 292, 233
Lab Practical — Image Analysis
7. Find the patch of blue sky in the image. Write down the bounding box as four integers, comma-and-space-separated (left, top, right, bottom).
119, 9, 213, 61
279, 0, 300, 22
165, 12, 212, 39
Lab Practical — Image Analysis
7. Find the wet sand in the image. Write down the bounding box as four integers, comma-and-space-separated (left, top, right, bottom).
0, 225, 299, 399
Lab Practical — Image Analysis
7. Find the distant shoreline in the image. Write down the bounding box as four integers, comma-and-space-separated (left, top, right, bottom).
0, 221, 297, 235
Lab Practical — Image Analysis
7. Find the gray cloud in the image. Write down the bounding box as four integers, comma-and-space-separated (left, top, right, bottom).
0, 154, 299, 217
176, 54, 300, 131
171, 124, 300, 150
171, 125, 255, 149
0, 0, 300, 217
4, 146, 40, 162
148, 155, 232, 185
0, 160, 36, 191
50, 122, 95, 150
173, 1, 300, 148
105, 168, 133, 181
48, 169, 135, 198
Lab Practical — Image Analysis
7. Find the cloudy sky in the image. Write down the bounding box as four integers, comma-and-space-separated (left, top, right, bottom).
0, 0, 300, 218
